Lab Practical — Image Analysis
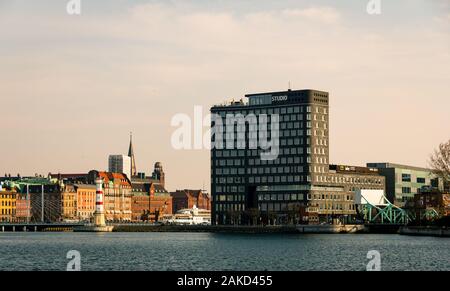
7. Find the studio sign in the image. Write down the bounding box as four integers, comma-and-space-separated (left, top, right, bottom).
272, 95, 288, 102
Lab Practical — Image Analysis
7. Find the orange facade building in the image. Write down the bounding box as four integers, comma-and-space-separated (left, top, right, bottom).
88, 171, 132, 222
74, 184, 96, 222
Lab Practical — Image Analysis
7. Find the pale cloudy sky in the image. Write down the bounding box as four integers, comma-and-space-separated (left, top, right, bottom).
1, 0, 449, 191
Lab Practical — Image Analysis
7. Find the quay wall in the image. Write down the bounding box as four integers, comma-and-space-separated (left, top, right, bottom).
399, 226, 450, 237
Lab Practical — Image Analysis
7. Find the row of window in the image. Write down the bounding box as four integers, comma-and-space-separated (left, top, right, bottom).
401, 187, 423, 194
316, 175, 383, 185
251, 175, 309, 183
1, 209, 15, 215
401, 174, 427, 183
215, 145, 325, 158
0, 194, 15, 199
216, 166, 305, 176
214, 202, 354, 213
215, 175, 309, 186
214, 155, 325, 168
214, 186, 246, 193
218, 118, 325, 133
310, 194, 353, 201
316, 204, 355, 211
215, 203, 245, 212
217, 105, 327, 116
258, 193, 305, 201
224, 113, 327, 123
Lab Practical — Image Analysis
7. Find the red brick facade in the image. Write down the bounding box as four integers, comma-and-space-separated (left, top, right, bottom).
170, 190, 211, 213
131, 183, 172, 222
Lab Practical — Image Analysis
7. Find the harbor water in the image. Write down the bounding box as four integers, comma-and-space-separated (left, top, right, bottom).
0, 232, 448, 271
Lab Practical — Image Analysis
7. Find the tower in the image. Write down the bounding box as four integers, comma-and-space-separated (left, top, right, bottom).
152, 162, 165, 187
108, 155, 131, 179
94, 177, 106, 227
128, 132, 137, 177
210, 89, 330, 225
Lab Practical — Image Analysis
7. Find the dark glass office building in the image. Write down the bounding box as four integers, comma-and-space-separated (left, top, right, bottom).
210, 89, 332, 225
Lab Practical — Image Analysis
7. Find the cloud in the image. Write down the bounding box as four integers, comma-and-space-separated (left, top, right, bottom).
0, 1, 448, 190
282, 6, 341, 24
433, 13, 450, 24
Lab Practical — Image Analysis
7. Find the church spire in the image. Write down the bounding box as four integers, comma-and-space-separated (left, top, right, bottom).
128, 132, 137, 177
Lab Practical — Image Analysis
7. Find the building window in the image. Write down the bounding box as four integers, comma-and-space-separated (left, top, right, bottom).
402, 174, 411, 182
417, 177, 425, 183
401, 187, 411, 194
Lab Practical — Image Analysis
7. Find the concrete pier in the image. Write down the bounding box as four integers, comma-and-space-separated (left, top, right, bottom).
296, 224, 365, 234
399, 226, 449, 237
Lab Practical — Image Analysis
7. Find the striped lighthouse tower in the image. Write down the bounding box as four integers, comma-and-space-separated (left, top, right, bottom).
94, 177, 106, 227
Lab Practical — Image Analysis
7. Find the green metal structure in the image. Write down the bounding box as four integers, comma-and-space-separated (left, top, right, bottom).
359, 194, 411, 225
421, 208, 440, 220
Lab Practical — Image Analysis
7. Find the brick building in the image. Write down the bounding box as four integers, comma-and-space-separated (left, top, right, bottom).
414, 188, 450, 218
131, 183, 172, 222
15, 192, 30, 222
170, 189, 211, 213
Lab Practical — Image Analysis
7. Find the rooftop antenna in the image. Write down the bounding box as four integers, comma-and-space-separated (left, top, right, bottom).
288, 81, 292, 90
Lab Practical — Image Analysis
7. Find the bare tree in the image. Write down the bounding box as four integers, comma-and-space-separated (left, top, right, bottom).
429, 139, 450, 183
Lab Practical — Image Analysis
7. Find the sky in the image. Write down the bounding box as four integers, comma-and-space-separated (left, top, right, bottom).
0, 0, 449, 191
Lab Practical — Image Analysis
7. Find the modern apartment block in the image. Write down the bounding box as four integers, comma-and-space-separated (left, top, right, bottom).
211, 89, 333, 225
366, 163, 443, 207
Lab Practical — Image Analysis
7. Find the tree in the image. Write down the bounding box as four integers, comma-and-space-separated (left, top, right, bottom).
429, 139, 450, 183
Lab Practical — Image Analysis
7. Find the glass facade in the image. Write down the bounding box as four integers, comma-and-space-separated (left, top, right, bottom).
210, 89, 330, 225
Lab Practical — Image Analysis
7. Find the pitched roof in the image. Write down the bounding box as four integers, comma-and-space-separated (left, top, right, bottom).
170, 189, 205, 198
154, 184, 169, 194
97, 171, 131, 186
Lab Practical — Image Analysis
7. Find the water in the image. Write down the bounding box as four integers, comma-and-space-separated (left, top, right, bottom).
0, 232, 448, 271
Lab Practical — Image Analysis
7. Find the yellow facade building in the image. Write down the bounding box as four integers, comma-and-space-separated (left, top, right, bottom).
0, 190, 17, 222
61, 184, 77, 221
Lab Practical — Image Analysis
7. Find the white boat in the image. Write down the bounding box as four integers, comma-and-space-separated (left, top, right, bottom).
161, 205, 211, 225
